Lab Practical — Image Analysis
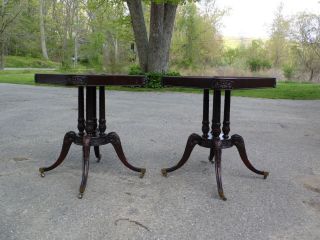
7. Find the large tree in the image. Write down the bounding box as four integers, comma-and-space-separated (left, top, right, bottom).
126, 0, 178, 72
290, 12, 320, 81
171, 1, 225, 69
39, 0, 49, 60
268, 3, 289, 67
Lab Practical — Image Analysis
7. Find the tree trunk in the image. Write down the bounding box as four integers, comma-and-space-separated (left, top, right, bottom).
39, 0, 49, 60
126, 0, 149, 72
74, 34, 78, 68
148, 2, 164, 72
161, 3, 177, 71
127, 0, 177, 73
114, 37, 118, 64
309, 69, 314, 81
0, 35, 4, 70
73, 2, 79, 68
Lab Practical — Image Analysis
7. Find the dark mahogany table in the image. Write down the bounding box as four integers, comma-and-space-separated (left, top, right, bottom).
161, 76, 276, 200
36, 74, 275, 201
35, 74, 147, 199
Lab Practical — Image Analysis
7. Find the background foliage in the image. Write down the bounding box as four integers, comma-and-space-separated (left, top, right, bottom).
1, 0, 320, 82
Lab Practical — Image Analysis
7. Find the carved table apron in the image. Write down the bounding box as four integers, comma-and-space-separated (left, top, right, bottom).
161, 76, 276, 200
35, 74, 147, 199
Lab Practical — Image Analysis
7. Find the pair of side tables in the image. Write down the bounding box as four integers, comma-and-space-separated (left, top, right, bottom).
35, 74, 276, 200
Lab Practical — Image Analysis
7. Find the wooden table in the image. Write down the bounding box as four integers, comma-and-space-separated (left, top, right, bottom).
35, 74, 147, 199
161, 76, 276, 200
35, 74, 276, 200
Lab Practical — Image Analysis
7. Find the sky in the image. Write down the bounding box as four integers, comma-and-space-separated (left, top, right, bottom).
214, 0, 320, 39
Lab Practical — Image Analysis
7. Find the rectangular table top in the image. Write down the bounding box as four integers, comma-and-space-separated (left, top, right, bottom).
35, 74, 146, 86
162, 76, 276, 89
35, 74, 276, 90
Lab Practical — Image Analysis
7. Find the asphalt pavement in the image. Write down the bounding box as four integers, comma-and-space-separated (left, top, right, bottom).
0, 83, 319, 240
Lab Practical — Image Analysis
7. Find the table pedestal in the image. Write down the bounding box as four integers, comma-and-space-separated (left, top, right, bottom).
39, 86, 146, 199
161, 89, 268, 201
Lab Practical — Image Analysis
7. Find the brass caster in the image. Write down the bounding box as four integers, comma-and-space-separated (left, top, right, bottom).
263, 171, 269, 179
78, 193, 83, 199
96, 154, 102, 163
139, 168, 146, 178
39, 168, 45, 178
161, 169, 168, 177
219, 191, 227, 201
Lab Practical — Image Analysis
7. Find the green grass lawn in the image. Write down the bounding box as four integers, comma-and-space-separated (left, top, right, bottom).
0, 70, 319, 100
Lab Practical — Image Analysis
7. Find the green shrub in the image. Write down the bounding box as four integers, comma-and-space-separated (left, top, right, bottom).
146, 71, 181, 88
260, 59, 272, 69
247, 58, 272, 72
129, 64, 144, 75
145, 72, 163, 88
282, 64, 295, 80
128, 65, 181, 88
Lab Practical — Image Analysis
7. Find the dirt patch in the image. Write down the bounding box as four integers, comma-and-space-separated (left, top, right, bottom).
299, 175, 320, 213
299, 175, 320, 194
13, 157, 29, 162
303, 200, 320, 212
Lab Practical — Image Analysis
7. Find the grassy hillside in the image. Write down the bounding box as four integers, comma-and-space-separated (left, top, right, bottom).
4, 56, 59, 68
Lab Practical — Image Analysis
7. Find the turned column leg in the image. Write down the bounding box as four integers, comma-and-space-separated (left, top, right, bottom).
202, 89, 210, 138
98, 86, 106, 135
94, 86, 106, 162
222, 90, 231, 139
201, 89, 214, 163
93, 87, 97, 132
85, 87, 97, 135
77, 86, 85, 136
211, 90, 226, 200
85, 87, 97, 164
76, 87, 97, 198
211, 90, 221, 138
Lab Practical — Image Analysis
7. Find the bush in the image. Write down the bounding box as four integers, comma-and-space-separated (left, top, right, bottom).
282, 64, 295, 80
128, 65, 181, 88
247, 58, 272, 72
145, 72, 163, 88
128, 64, 144, 75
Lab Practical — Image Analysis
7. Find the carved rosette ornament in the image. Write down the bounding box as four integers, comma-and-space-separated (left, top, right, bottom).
212, 80, 233, 90
71, 76, 87, 85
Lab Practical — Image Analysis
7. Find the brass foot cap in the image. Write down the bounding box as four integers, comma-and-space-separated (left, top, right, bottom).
219, 192, 227, 201
139, 168, 146, 178
39, 168, 45, 177
78, 193, 83, 199
161, 169, 168, 177
263, 171, 269, 179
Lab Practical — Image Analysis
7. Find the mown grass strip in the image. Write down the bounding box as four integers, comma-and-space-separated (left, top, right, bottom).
0, 71, 319, 100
